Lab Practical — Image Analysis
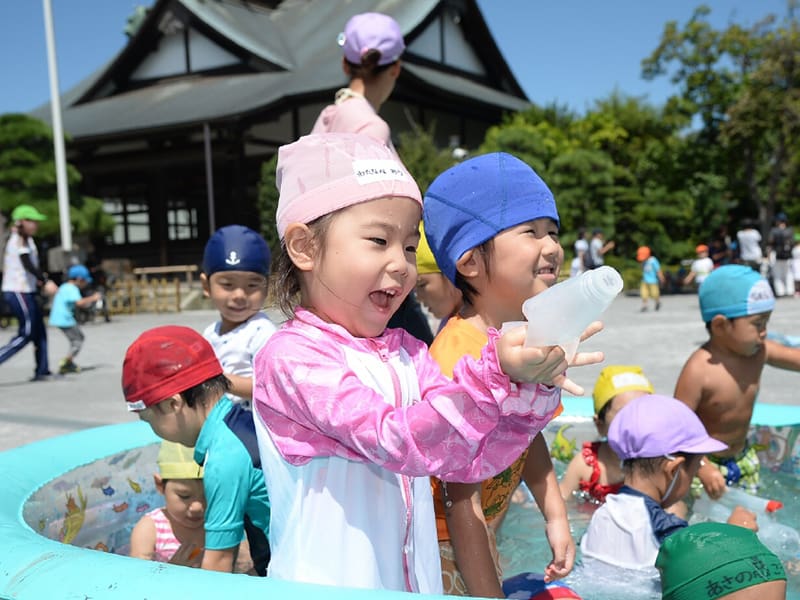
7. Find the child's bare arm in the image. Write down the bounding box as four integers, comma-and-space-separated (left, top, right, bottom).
523, 434, 575, 582
444, 482, 504, 598
765, 339, 800, 371
673, 355, 705, 412
224, 373, 253, 399
128, 515, 156, 560
73, 293, 101, 309
558, 452, 589, 501
674, 354, 727, 497
202, 546, 237, 572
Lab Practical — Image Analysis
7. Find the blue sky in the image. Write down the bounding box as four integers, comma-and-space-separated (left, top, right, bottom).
0, 0, 789, 116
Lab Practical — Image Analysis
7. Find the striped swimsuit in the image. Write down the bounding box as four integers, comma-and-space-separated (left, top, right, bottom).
148, 508, 181, 562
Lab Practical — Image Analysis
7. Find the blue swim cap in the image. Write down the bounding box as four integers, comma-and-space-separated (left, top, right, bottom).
423, 152, 559, 283
202, 225, 271, 276
67, 264, 92, 283
698, 265, 774, 323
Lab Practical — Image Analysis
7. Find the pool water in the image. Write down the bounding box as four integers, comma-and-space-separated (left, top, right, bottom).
496, 462, 800, 599
17, 413, 800, 600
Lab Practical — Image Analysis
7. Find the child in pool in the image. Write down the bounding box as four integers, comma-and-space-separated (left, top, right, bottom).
657, 522, 786, 600
123, 327, 271, 575
251, 132, 599, 593
129, 440, 205, 566
422, 152, 603, 597
559, 365, 653, 504
674, 265, 800, 497
414, 224, 462, 331
580, 394, 755, 571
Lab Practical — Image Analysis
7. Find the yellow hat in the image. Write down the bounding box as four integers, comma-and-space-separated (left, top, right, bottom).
592, 365, 654, 414
157, 441, 203, 479
416, 223, 441, 275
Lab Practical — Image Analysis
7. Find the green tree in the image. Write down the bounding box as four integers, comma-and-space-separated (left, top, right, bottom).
256, 154, 279, 254
395, 124, 456, 194
0, 113, 114, 240
641, 4, 800, 233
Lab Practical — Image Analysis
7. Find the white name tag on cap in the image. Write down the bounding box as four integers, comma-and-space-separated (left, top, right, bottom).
353, 159, 407, 184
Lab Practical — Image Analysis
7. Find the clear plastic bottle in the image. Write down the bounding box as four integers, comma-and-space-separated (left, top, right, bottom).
716, 485, 783, 514
521, 266, 623, 360
691, 490, 799, 559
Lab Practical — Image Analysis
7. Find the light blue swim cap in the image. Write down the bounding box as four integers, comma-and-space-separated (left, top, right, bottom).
698, 265, 775, 323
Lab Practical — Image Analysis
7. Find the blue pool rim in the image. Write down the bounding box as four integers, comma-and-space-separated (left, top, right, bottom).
1, 399, 799, 599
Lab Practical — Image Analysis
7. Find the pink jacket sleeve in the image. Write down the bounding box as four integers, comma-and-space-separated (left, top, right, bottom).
253, 328, 560, 482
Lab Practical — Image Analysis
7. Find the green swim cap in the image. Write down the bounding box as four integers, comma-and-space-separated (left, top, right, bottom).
656, 522, 786, 600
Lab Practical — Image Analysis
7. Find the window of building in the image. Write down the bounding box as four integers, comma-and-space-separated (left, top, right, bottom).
101, 184, 150, 245
167, 198, 198, 240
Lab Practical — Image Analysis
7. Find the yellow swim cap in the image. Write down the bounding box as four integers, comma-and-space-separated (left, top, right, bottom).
592, 365, 654, 414
157, 441, 203, 479
416, 224, 441, 275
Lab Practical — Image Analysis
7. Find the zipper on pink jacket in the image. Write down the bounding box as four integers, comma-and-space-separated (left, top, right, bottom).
374, 338, 417, 592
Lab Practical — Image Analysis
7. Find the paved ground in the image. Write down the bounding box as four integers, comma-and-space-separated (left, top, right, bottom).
1, 294, 798, 452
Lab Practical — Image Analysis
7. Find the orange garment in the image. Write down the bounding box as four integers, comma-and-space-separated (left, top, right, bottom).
428, 316, 562, 542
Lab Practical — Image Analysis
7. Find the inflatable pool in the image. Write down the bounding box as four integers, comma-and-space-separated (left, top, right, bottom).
2, 398, 799, 599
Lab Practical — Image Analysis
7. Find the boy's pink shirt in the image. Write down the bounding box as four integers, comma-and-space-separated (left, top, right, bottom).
252, 308, 561, 482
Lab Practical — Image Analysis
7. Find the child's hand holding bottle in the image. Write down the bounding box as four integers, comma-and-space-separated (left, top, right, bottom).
497, 322, 604, 396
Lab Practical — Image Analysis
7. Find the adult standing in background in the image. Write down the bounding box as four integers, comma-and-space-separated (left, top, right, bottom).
588, 228, 615, 269
311, 11, 433, 344
0, 205, 57, 381
767, 212, 795, 297
572, 227, 589, 275
735, 218, 763, 271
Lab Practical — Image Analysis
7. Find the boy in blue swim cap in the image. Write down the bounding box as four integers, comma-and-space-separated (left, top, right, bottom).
674, 265, 800, 499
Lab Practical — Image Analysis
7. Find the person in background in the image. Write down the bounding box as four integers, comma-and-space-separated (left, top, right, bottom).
122, 326, 271, 575
682, 244, 714, 290
736, 218, 763, 271
559, 365, 654, 504
252, 132, 586, 593
656, 522, 786, 600
709, 224, 733, 268
0, 204, 57, 381
767, 212, 795, 297
674, 265, 800, 498
311, 10, 433, 344
588, 228, 614, 269
414, 223, 462, 332
636, 246, 664, 312
130, 440, 205, 567
573, 227, 589, 275
200, 225, 277, 409
48, 264, 101, 374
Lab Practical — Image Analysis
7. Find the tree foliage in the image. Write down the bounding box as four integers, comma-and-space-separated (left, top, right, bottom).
254, 3, 800, 275
0, 113, 114, 240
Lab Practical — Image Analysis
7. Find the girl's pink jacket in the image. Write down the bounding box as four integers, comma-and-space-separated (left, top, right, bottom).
252, 308, 561, 593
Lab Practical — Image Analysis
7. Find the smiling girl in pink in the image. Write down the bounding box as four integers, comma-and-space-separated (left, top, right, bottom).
251, 132, 596, 593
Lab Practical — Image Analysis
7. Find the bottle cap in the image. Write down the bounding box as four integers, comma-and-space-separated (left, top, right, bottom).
766, 499, 783, 513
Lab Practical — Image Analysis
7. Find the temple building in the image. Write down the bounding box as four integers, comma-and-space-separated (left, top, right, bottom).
35, 0, 529, 265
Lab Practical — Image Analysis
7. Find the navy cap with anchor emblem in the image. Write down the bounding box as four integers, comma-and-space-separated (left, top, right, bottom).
202, 225, 271, 276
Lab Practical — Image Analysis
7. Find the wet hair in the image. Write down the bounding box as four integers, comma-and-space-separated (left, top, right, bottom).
621, 452, 692, 476
179, 374, 231, 408
344, 49, 397, 83
596, 400, 612, 424
269, 212, 336, 318
453, 239, 494, 306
